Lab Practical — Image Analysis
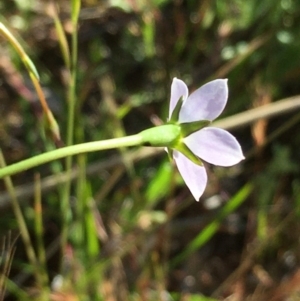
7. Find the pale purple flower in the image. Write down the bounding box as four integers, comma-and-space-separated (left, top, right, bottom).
169, 78, 244, 201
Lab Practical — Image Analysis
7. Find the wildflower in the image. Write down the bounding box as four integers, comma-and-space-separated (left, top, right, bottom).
168, 78, 244, 201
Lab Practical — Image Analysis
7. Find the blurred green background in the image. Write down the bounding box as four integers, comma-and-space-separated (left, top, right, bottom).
1, 0, 300, 300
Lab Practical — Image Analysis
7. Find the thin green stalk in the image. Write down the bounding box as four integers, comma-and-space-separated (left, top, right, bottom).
47, 2, 71, 69
33, 173, 49, 287
0, 23, 39, 79
0, 150, 41, 286
0, 134, 144, 179
61, 0, 81, 258
0, 22, 61, 143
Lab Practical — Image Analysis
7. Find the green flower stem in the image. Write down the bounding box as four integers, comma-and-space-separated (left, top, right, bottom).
0, 124, 182, 179
61, 0, 81, 263
0, 134, 144, 179
140, 124, 181, 146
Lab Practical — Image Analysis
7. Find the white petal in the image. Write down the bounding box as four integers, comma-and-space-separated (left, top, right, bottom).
184, 127, 245, 166
169, 78, 189, 119
179, 79, 228, 123
173, 150, 207, 201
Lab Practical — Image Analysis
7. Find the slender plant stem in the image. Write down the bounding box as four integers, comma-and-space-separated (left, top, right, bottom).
0, 134, 144, 179
0, 150, 41, 287
33, 173, 49, 287
61, 0, 81, 259
0, 22, 60, 142
47, 2, 71, 69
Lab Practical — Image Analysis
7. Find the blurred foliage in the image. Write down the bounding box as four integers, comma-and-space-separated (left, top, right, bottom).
1, 0, 300, 300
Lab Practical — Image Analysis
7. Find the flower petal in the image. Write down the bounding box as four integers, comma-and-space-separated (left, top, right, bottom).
184, 127, 245, 166
169, 78, 189, 119
173, 150, 207, 201
179, 79, 228, 123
